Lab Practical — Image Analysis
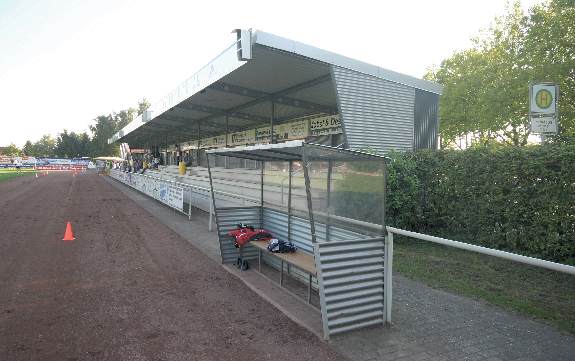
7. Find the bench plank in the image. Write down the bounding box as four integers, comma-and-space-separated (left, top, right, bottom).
250, 240, 316, 276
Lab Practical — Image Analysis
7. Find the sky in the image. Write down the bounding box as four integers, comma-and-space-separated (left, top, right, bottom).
0, 0, 542, 147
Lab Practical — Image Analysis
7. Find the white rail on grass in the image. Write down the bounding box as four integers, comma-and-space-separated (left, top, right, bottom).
382, 226, 575, 324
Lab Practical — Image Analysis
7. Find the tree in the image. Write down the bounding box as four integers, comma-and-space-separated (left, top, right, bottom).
34, 135, 57, 157
0, 143, 21, 156
426, 0, 574, 147
89, 100, 146, 156
90, 114, 119, 156
22, 141, 35, 156
137, 98, 151, 116
55, 131, 91, 158
22, 135, 56, 157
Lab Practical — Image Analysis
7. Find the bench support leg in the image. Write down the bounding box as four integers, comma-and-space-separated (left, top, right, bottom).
308, 274, 312, 304
280, 260, 284, 286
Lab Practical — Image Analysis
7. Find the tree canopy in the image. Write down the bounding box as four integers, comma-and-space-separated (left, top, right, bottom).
9, 98, 150, 158
426, 0, 574, 147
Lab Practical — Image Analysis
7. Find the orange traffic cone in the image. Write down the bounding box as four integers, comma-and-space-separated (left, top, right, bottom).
62, 222, 75, 241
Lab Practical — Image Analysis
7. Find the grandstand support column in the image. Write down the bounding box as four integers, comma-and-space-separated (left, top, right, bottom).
196, 122, 201, 167
165, 135, 169, 166
225, 114, 229, 147
225, 114, 229, 169
270, 101, 275, 144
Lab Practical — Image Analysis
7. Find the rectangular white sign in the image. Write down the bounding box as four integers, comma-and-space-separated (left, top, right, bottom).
531, 116, 558, 134
167, 185, 184, 212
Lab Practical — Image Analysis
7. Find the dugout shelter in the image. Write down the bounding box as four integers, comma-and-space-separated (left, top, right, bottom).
206, 140, 389, 339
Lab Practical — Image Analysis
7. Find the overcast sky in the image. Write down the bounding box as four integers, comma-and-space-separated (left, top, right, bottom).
0, 0, 541, 147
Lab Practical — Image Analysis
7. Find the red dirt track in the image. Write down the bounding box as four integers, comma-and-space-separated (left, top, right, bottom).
0, 172, 344, 361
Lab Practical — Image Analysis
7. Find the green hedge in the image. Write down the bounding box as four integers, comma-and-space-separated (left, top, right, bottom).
332, 144, 575, 263
383, 143, 575, 264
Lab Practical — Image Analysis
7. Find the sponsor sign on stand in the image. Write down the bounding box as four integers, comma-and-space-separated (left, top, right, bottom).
110, 171, 184, 213
200, 135, 226, 149
310, 114, 342, 136
228, 129, 256, 146
159, 182, 169, 202
167, 185, 184, 211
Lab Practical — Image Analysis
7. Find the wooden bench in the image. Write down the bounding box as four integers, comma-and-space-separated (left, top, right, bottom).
250, 240, 317, 304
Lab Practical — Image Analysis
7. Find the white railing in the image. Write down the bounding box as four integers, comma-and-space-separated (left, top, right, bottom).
383, 226, 575, 324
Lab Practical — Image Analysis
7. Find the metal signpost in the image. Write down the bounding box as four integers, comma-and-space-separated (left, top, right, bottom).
529, 82, 559, 142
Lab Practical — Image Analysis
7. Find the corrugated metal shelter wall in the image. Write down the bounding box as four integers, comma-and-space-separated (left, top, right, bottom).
414, 89, 439, 149
314, 238, 386, 337
216, 206, 261, 264
331, 66, 415, 153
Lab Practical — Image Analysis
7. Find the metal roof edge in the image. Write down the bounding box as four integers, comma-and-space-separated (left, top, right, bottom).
252, 30, 443, 95
108, 39, 246, 144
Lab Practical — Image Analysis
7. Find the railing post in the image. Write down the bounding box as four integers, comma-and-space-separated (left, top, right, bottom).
384, 232, 394, 325
208, 190, 214, 232
188, 187, 192, 221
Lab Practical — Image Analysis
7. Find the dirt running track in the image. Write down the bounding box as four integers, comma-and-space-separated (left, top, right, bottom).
0, 172, 345, 361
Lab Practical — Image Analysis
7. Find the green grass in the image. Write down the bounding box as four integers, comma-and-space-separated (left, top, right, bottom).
0, 169, 36, 182
394, 236, 575, 334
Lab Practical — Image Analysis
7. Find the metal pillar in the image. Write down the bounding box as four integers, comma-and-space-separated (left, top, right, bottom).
260, 160, 264, 227
270, 101, 275, 144
287, 161, 293, 243
326, 160, 333, 241
225, 114, 229, 147
384, 232, 394, 324
206, 155, 220, 241
302, 146, 316, 244
381, 161, 387, 236
197, 122, 201, 167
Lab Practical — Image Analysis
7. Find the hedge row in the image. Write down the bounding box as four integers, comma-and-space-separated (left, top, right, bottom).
383, 143, 575, 264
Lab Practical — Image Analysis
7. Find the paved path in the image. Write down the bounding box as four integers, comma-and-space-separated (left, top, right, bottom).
108, 174, 575, 361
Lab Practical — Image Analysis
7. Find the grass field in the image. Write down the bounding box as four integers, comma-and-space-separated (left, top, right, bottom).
394, 236, 575, 334
0, 168, 36, 183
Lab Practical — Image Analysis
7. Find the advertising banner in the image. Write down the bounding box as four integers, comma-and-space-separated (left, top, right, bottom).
200, 135, 226, 149
227, 129, 256, 146
310, 114, 342, 136
167, 185, 184, 212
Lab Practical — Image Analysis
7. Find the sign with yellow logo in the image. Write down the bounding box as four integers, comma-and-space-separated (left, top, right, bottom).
529, 83, 558, 134
530, 83, 557, 114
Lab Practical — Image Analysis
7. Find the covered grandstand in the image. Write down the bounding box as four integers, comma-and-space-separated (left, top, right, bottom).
109, 29, 442, 167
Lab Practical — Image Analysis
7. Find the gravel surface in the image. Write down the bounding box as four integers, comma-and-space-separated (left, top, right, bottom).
0, 172, 345, 361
